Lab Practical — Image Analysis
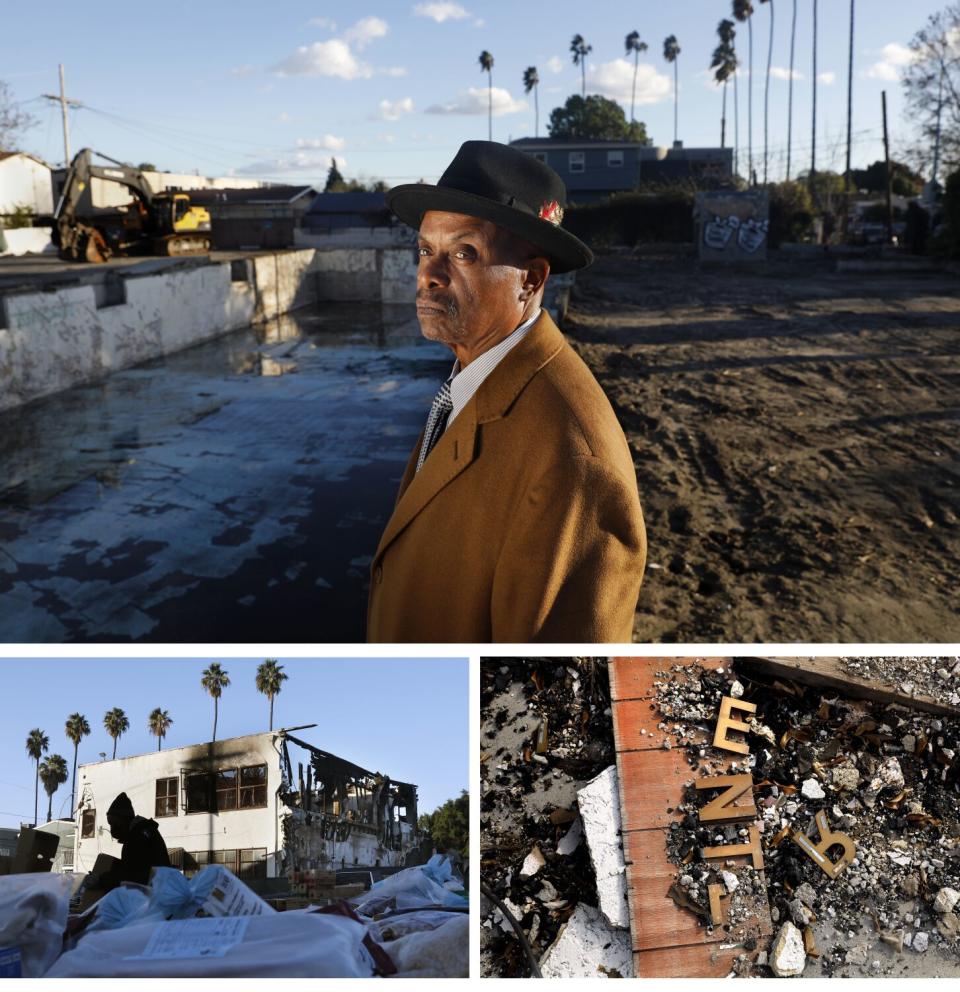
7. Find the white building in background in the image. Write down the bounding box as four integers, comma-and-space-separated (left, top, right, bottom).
0, 152, 55, 216
73, 731, 420, 880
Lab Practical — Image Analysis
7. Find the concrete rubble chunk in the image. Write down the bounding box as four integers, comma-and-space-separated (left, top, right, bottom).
539, 903, 633, 979
794, 882, 818, 908
576, 766, 629, 928
934, 887, 960, 915
770, 921, 807, 977
801, 778, 825, 800
912, 931, 929, 953
788, 897, 815, 927
721, 870, 739, 894
557, 816, 583, 857
864, 757, 904, 807
520, 845, 546, 879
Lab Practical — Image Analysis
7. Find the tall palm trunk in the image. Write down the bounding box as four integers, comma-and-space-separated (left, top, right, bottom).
212, 697, 219, 743
673, 59, 679, 143
748, 17, 754, 183
734, 71, 741, 179
631, 50, 638, 122
787, 0, 797, 180
764, 1, 774, 184
70, 745, 78, 817
34, 758, 40, 827
534, 84, 539, 137
269, 695, 274, 732
810, 0, 818, 186
721, 79, 728, 148
112, 738, 117, 760
47, 790, 53, 824
488, 72, 492, 141
844, 0, 855, 192
581, 60, 586, 98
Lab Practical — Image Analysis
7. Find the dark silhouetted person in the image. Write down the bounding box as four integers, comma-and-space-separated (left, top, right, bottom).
96, 792, 170, 889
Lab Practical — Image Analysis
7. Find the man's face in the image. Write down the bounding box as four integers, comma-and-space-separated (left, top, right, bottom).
108, 812, 132, 842
415, 211, 540, 351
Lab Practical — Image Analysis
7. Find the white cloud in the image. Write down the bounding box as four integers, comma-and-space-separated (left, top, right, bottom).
413, 2, 470, 23
425, 86, 527, 116
343, 16, 388, 50
296, 134, 346, 151
372, 97, 415, 121
236, 152, 346, 177
865, 42, 915, 81
770, 66, 803, 81
308, 17, 336, 30
588, 58, 671, 106
817, 71, 836, 85
271, 39, 372, 79
474, 18, 485, 27
377, 133, 396, 143
230, 64, 257, 77
379, 66, 408, 77
275, 111, 292, 123
546, 56, 563, 74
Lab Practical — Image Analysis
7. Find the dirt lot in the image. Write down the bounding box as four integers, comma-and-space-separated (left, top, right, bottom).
566, 250, 960, 642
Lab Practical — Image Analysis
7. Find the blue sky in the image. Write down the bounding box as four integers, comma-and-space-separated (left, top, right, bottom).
0, 657, 467, 828
3, 1, 947, 185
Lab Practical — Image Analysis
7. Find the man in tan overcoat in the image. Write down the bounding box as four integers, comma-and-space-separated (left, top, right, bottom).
367, 141, 645, 642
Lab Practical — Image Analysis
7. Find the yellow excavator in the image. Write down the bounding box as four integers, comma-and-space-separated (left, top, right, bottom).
53, 148, 212, 262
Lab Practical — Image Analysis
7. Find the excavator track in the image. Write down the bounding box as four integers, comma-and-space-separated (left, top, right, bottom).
159, 235, 212, 257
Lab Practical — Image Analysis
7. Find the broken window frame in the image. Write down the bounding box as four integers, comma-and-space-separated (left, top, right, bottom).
80, 809, 96, 838
155, 777, 178, 818
182, 763, 268, 814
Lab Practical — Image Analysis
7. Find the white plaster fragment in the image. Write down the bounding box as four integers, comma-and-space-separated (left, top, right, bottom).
539, 903, 633, 978
801, 778, 825, 800
934, 888, 960, 915
770, 921, 807, 977
576, 766, 629, 929
520, 845, 545, 879
557, 816, 583, 856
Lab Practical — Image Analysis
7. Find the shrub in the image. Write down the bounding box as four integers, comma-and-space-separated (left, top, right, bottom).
767, 181, 813, 246
565, 188, 695, 246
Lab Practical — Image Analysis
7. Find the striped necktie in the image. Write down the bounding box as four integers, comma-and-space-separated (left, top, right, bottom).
416, 378, 454, 474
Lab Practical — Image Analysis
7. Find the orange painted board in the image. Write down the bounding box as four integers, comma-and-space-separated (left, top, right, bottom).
613, 697, 719, 752
635, 943, 743, 978
618, 747, 693, 832
624, 840, 722, 952
609, 656, 726, 702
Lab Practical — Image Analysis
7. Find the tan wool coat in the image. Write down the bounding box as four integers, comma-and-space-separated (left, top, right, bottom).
366, 311, 646, 643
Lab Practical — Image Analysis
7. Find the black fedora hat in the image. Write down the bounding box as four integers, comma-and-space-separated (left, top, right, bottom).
386, 140, 593, 273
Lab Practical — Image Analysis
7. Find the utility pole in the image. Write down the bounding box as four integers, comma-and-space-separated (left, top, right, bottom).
882, 90, 894, 246
810, 0, 818, 193
843, 0, 855, 239
42, 64, 83, 166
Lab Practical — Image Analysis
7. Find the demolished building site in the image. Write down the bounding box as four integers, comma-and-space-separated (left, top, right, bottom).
481, 656, 960, 979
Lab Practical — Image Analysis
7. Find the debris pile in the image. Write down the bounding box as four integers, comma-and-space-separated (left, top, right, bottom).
0, 857, 468, 978
657, 658, 960, 978
480, 658, 628, 978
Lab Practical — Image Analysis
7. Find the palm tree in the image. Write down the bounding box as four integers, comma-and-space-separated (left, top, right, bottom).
759, 0, 774, 184
103, 707, 129, 760
148, 708, 173, 751
570, 34, 592, 98
39, 754, 68, 824
255, 659, 289, 731
478, 51, 494, 141
732, 1, 755, 183
65, 713, 90, 817
201, 663, 230, 743
786, 0, 797, 180
810, 0, 818, 188
712, 23, 739, 152
25, 729, 49, 828
523, 66, 540, 137
624, 31, 649, 124
663, 35, 681, 144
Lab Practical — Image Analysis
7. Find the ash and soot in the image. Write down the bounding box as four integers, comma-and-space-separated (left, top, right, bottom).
656, 658, 960, 978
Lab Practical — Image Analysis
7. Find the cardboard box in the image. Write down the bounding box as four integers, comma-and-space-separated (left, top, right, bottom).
12, 827, 59, 873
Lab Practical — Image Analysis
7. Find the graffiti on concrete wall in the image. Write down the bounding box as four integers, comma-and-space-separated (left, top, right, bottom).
696, 190, 770, 262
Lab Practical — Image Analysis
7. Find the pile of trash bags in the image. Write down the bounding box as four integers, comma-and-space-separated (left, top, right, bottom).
0, 855, 468, 978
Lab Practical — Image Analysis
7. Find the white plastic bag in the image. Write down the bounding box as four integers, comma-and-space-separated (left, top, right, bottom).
84, 884, 151, 932
0, 872, 74, 977
48, 912, 375, 977
352, 856, 468, 915
386, 913, 469, 978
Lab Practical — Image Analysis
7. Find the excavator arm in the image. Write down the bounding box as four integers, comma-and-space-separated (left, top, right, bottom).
55, 149, 158, 262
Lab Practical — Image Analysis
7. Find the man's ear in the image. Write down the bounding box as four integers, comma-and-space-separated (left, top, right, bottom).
520, 256, 550, 301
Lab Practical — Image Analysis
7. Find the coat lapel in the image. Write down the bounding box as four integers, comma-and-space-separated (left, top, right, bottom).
373, 310, 568, 560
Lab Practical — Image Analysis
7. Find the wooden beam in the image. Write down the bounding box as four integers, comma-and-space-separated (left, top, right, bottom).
736, 657, 960, 716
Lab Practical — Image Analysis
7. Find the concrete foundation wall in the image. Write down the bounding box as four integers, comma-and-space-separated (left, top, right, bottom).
0, 246, 418, 411
0, 228, 54, 257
